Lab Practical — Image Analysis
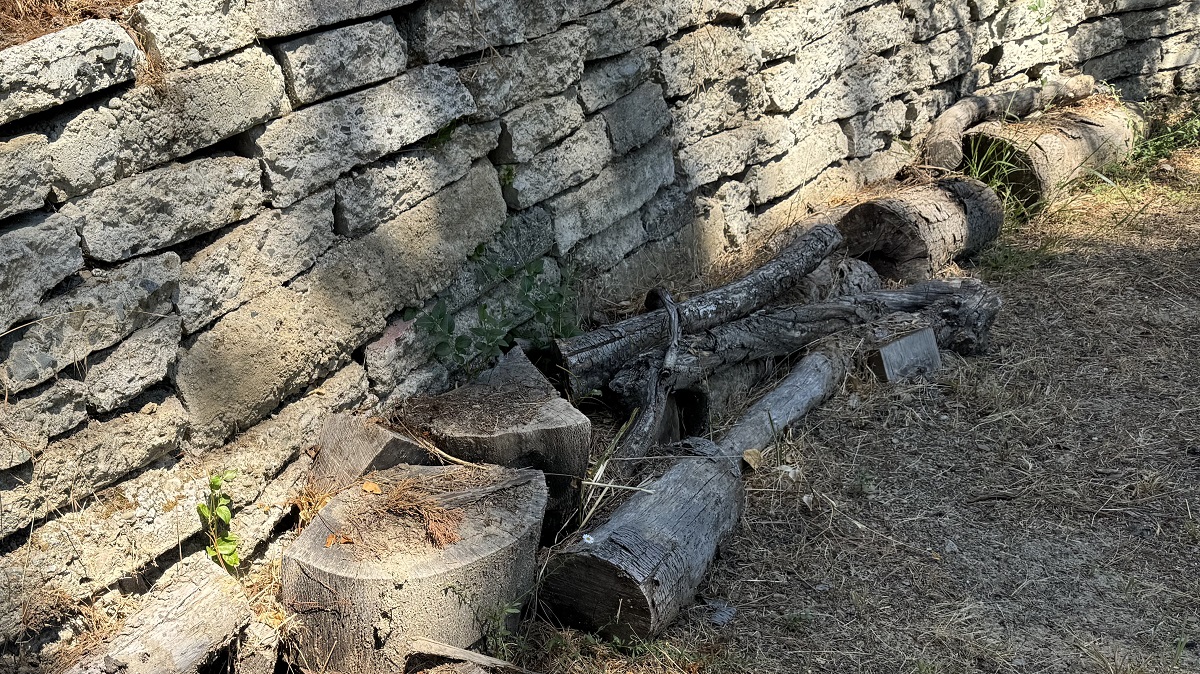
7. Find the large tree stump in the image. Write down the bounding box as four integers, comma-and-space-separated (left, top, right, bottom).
924, 74, 1095, 170
310, 413, 427, 491
395, 348, 590, 540
964, 100, 1144, 209
839, 178, 1004, 282
281, 464, 546, 674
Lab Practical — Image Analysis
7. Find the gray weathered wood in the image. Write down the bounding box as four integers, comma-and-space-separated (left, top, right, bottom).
311, 413, 427, 491
866, 326, 942, 382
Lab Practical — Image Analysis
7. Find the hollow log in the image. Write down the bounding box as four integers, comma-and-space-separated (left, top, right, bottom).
281, 465, 546, 674
964, 101, 1145, 209
839, 178, 1004, 282
924, 74, 1096, 169
552, 223, 843, 398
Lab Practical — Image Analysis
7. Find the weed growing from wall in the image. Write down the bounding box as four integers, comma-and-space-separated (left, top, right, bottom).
198, 470, 240, 572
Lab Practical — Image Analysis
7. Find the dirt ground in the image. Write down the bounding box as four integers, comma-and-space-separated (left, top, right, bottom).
513, 149, 1200, 672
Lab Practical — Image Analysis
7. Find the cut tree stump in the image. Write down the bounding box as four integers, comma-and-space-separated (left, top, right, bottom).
395, 348, 590, 540
838, 178, 1004, 282
964, 99, 1144, 209
924, 74, 1096, 170
281, 464, 546, 674
310, 413, 427, 491
552, 223, 843, 398
866, 326, 942, 382
66, 553, 251, 674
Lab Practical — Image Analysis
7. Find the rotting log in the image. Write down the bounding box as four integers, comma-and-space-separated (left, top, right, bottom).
838, 178, 1004, 282
780, 256, 882, 304
924, 74, 1096, 170
964, 100, 1145, 209
281, 464, 546, 674
551, 223, 843, 398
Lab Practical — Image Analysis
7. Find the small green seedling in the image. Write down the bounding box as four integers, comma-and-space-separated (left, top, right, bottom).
198, 470, 240, 571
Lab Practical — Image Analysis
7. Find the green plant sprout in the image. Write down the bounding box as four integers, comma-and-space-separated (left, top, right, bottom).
197, 470, 240, 572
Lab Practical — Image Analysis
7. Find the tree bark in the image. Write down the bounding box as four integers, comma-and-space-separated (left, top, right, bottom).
924, 74, 1096, 169
839, 178, 1004, 282
964, 101, 1145, 209
551, 223, 843, 398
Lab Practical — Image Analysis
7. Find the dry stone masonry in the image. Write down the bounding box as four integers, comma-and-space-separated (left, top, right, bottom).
1, 0, 1199, 666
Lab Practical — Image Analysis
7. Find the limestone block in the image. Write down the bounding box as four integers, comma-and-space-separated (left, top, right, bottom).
178, 190, 335, 334
844, 3, 911, 57
459, 25, 588, 120
545, 137, 675, 252
810, 55, 895, 123
994, 0, 1076, 42
1, 253, 179, 395
9, 381, 88, 441
903, 0, 970, 41
581, 0, 694, 60
274, 17, 407, 107
84, 316, 182, 414
892, 42, 937, 92
336, 121, 501, 234
1176, 63, 1200, 92
0, 135, 55, 221
566, 212, 647, 272
1121, 3, 1200, 40
1160, 31, 1200, 70
501, 116, 612, 209
752, 166, 861, 235
841, 100, 907, 158
247, 64, 475, 207
251, 0, 419, 39
845, 142, 913, 183
130, 0, 256, 69
0, 212, 83, 333
1064, 17, 1127, 65
44, 47, 286, 201
68, 156, 263, 263
578, 47, 658, 113
601, 82, 671, 154
1112, 70, 1177, 100
641, 184, 698, 241
676, 117, 795, 189
745, 122, 848, 204
407, 0, 568, 61
760, 38, 844, 113
659, 24, 761, 98
672, 76, 767, 145
928, 31, 977, 85
0, 20, 141, 127
492, 91, 585, 164
743, 0, 843, 61
1083, 38, 1160, 81
701, 180, 754, 249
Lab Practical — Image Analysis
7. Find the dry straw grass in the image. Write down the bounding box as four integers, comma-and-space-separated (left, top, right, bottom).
0, 0, 140, 50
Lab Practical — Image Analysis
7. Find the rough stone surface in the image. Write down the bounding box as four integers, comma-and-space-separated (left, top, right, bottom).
0, 20, 141, 127
247, 64, 475, 207
1, 253, 180, 395
811, 55, 899, 122
459, 25, 588, 120
841, 100, 907, 158
760, 38, 844, 113
746, 122, 848, 204
659, 24, 761, 98
178, 190, 335, 334
578, 47, 658, 113
1064, 17, 1126, 64
1121, 3, 1200, 40
676, 117, 794, 189
0, 213, 84, 333
336, 121, 501, 235
641, 183, 698, 241
566, 212, 647, 272
493, 91, 585, 164
131, 0, 256, 69
0, 134, 55, 221
601, 82, 671, 155
43, 47, 286, 201
84, 316, 182, 414
250, 0, 419, 39
502, 116, 612, 209
904, 0, 970, 41
1083, 37, 1161, 81
743, 0, 842, 61
581, 0, 692, 60
995, 32, 1067, 78
67, 156, 263, 263
406, 0, 527, 62
274, 17, 407, 107
9, 380, 88, 441
671, 76, 766, 145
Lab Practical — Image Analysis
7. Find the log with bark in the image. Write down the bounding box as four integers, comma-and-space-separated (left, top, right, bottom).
838, 178, 1004, 282
310, 413, 428, 492
923, 74, 1096, 170
964, 99, 1145, 209
280, 464, 546, 674
551, 223, 843, 398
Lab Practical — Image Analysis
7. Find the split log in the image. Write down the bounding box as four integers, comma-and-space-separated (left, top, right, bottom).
281, 464, 546, 674
838, 178, 1004, 282
552, 223, 843, 398
964, 100, 1144, 209
310, 413, 427, 491
924, 74, 1096, 169
395, 348, 590, 541
66, 553, 251, 674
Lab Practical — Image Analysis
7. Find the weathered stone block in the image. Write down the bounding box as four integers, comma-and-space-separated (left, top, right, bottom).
841, 100, 907, 158
9, 380, 88, 441
459, 25, 588, 120
67, 156, 263, 263
811, 55, 897, 122
580, 0, 689, 60
546, 136, 675, 252
274, 17, 407, 107
2, 253, 179, 395
903, 0, 970, 41
1064, 17, 1127, 65
84, 316, 182, 414
178, 189, 335, 333
130, 0, 256, 69
659, 24, 761, 98
904, 87, 958, 140
247, 65, 475, 207
601, 82, 671, 154
493, 91, 585, 164
746, 122, 848, 204
743, 0, 843, 61
844, 3, 911, 57
760, 39, 844, 113
1112, 70, 1177, 100
406, 0, 530, 61
44, 47, 286, 201
0, 213, 83, 333
672, 76, 767, 145
1121, 2, 1200, 40
641, 183, 698, 241
701, 180, 754, 249
1160, 31, 1200, 69
250, 0, 419, 39
1083, 38, 1160, 81
502, 116, 612, 209
578, 47, 658, 113
566, 212, 647, 272
676, 117, 794, 189
928, 30, 977, 85
0, 135, 55, 221
0, 20, 141, 127
336, 121, 500, 234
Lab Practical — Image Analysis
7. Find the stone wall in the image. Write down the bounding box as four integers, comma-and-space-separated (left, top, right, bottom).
1, 0, 1198, 657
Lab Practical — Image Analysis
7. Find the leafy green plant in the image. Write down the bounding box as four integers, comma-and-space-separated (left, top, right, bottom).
413, 300, 472, 366
197, 470, 239, 571
513, 260, 581, 346
468, 303, 516, 364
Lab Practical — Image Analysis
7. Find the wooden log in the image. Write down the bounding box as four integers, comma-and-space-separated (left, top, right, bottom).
280, 464, 546, 674
924, 74, 1095, 170
838, 178, 1004, 282
780, 256, 882, 304
395, 348, 590, 541
865, 326, 941, 382
964, 100, 1144, 209
310, 413, 427, 492
551, 223, 843, 398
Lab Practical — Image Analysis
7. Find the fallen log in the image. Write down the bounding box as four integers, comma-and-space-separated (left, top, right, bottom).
552, 223, 843, 398
838, 178, 1004, 282
281, 465, 546, 674
964, 100, 1144, 209
924, 74, 1096, 170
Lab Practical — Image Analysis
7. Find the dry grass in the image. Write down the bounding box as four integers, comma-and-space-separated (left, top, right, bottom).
383, 478, 466, 549
0, 0, 141, 50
